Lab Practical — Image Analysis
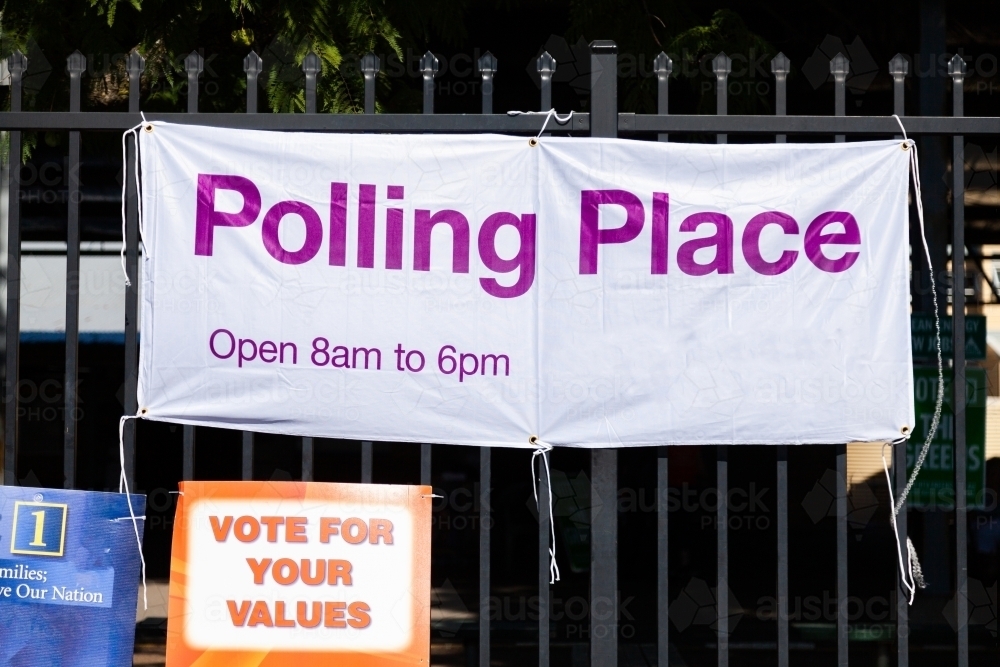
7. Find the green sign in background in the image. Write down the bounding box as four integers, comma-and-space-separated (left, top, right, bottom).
909, 366, 987, 509
911, 314, 987, 360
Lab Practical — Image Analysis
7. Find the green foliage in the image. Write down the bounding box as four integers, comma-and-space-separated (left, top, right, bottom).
258, 0, 404, 114
668, 10, 776, 115
565, 0, 693, 113
0, 0, 774, 122
89, 0, 142, 27
0, 0, 481, 117
566, 3, 774, 114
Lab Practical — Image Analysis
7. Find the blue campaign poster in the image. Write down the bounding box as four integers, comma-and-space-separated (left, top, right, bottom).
0, 486, 146, 667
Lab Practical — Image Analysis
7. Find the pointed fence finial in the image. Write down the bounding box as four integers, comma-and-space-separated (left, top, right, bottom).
127, 50, 145, 76
302, 52, 321, 113
302, 52, 321, 75
889, 53, 909, 77
184, 51, 204, 113
8, 50, 27, 76
653, 52, 673, 78
947, 54, 966, 78
770, 52, 790, 76
420, 51, 440, 77
126, 50, 144, 113
712, 52, 732, 76
537, 51, 556, 75
360, 52, 380, 76
536, 51, 556, 111
360, 53, 380, 114
66, 50, 86, 75
889, 54, 908, 119
244, 51, 263, 75
478, 51, 498, 114
420, 51, 439, 114
478, 51, 498, 75
244, 51, 263, 113
830, 52, 850, 79
185, 51, 204, 76
66, 51, 86, 113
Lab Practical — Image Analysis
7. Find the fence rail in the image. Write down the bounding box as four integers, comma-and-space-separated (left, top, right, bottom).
0, 40, 995, 667
0, 111, 997, 134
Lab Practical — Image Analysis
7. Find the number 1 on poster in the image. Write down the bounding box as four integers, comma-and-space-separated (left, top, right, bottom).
29, 511, 47, 547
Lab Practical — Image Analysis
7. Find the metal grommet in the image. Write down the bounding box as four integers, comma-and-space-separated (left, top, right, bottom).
140, 407, 148, 415
528, 137, 539, 147
901, 142, 909, 150
900, 425, 911, 435
143, 124, 154, 133
529, 435, 539, 445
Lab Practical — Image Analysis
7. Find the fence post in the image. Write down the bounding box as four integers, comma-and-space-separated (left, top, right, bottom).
303, 52, 321, 114
480, 446, 491, 667
713, 53, 731, 144
63, 51, 86, 490
420, 52, 439, 115
894, 440, 908, 666
776, 445, 789, 667
193, 52, 256, 483
128, 51, 144, 112
361, 53, 379, 115
589, 41, 618, 667
478, 52, 497, 115
236, 53, 268, 481
769, 52, 791, 667
888, 52, 909, 667
589, 41, 616, 137
538, 447, 550, 667
537, 51, 555, 112
183, 426, 195, 481
122, 50, 143, 490
710, 54, 731, 662
3, 51, 26, 486
653, 52, 671, 143
829, 51, 851, 667
831, 53, 849, 143
242, 432, 254, 481
473, 48, 496, 662
717, 445, 729, 667
771, 53, 789, 144
361, 442, 373, 483
301, 437, 313, 481
420, 444, 431, 486
244, 51, 262, 114
187, 48, 249, 480
657, 446, 669, 667
949, 52, 969, 667
185, 51, 204, 113
185, 52, 203, 110
889, 54, 908, 122
249, 50, 287, 479
296, 51, 312, 482
836, 444, 847, 667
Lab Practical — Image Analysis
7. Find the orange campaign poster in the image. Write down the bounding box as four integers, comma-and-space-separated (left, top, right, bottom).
165, 481, 431, 666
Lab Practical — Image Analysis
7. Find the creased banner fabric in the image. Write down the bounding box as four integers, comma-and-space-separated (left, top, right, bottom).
137, 123, 913, 447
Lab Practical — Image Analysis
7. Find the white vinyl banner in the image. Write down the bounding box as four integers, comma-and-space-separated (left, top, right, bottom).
137, 123, 913, 447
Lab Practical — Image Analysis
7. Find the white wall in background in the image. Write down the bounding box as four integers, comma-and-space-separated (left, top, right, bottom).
20, 255, 137, 332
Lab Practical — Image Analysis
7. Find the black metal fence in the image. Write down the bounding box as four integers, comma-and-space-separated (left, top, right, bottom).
1, 39, 997, 667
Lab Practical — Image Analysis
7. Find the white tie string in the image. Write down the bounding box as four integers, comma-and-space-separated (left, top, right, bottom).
529, 436, 561, 584
119, 414, 148, 609
507, 109, 575, 145
884, 114, 944, 605
891, 114, 944, 514
120, 112, 150, 286
881, 442, 922, 603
